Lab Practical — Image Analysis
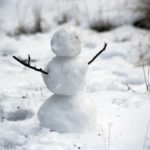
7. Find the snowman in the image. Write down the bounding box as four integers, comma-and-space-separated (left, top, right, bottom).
13, 27, 107, 132
38, 27, 97, 132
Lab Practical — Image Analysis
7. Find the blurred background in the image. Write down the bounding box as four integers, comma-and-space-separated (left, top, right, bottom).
0, 0, 149, 60
0, 0, 150, 94
0, 0, 149, 34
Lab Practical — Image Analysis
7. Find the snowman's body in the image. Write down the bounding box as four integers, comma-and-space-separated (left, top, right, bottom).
38, 95, 96, 132
42, 56, 88, 95
38, 28, 96, 132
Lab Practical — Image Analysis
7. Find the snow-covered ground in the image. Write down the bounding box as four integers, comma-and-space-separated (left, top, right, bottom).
0, 0, 150, 150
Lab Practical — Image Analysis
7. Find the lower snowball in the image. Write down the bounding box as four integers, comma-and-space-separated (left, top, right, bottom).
38, 94, 97, 132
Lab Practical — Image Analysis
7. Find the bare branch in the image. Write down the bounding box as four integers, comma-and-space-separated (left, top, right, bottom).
139, 40, 149, 91
13, 55, 48, 75
88, 43, 107, 65
148, 66, 150, 92
28, 54, 31, 65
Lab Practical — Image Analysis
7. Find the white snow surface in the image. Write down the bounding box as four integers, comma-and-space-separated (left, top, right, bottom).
43, 56, 88, 95
0, 25, 149, 150
0, 0, 150, 149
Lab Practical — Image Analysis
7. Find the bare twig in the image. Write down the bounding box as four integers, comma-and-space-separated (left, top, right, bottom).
126, 83, 135, 93
88, 43, 107, 65
100, 125, 107, 150
143, 121, 150, 150
13, 43, 107, 74
108, 123, 112, 150
28, 54, 31, 65
148, 66, 150, 91
13, 55, 48, 74
139, 40, 149, 91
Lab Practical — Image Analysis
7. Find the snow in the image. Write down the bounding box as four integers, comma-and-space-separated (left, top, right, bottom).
43, 56, 88, 95
51, 27, 81, 57
0, 0, 150, 149
40, 28, 93, 131
38, 94, 96, 132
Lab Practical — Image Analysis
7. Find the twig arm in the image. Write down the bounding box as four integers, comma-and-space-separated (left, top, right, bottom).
88, 43, 107, 65
13, 55, 48, 74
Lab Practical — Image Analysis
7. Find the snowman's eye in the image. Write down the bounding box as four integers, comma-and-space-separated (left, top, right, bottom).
75, 36, 78, 39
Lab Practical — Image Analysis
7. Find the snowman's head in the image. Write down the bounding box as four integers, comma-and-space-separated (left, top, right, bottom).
51, 27, 81, 57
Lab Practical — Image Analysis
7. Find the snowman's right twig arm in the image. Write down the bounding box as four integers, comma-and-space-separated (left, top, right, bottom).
13, 55, 48, 74
88, 43, 107, 65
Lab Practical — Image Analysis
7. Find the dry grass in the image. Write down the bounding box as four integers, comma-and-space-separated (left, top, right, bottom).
9, 0, 44, 36
89, 20, 115, 32
134, 0, 150, 29
139, 37, 150, 92
143, 121, 150, 150
55, 12, 71, 25
31, 0, 43, 33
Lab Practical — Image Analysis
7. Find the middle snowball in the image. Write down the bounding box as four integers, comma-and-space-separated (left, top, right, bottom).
43, 56, 88, 95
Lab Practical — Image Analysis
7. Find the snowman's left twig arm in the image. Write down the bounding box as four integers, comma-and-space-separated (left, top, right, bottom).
13, 55, 48, 74
88, 43, 107, 65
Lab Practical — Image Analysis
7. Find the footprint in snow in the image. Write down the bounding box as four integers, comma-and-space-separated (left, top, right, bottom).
5, 109, 34, 121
